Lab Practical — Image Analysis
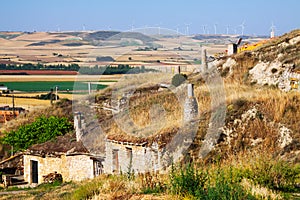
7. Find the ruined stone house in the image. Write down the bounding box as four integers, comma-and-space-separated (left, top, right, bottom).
23, 134, 103, 184
101, 84, 198, 174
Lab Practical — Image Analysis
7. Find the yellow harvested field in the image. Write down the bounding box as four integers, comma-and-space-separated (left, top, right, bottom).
0, 93, 83, 111
0, 96, 50, 111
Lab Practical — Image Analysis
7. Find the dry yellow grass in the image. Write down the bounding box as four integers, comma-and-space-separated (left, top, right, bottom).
0, 93, 82, 111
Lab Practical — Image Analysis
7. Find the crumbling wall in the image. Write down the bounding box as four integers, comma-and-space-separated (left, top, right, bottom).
103, 141, 161, 174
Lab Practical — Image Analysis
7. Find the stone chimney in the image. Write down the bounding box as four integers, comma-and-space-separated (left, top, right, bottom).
74, 112, 85, 142
183, 84, 198, 122
201, 48, 208, 70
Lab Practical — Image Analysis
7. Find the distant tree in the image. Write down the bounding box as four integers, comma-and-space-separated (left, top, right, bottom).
172, 74, 187, 87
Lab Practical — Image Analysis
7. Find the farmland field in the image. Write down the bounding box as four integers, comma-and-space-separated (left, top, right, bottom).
0, 81, 107, 92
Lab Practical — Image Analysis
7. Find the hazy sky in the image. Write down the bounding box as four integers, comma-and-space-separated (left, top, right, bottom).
1, 0, 299, 35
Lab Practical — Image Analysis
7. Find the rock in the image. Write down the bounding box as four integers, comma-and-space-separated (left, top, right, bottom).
278, 125, 293, 149
43, 172, 63, 183
222, 58, 237, 75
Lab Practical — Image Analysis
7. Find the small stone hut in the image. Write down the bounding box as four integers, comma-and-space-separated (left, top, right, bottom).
23, 134, 103, 184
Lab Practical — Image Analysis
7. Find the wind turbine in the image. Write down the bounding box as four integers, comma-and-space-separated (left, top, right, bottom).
185, 23, 191, 35
82, 24, 86, 32
155, 22, 162, 35
270, 22, 276, 38
56, 24, 60, 32
175, 24, 180, 35
239, 21, 245, 35
214, 23, 218, 35
226, 25, 230, 35
131, 21, 135, 32
202, 25, 207, 34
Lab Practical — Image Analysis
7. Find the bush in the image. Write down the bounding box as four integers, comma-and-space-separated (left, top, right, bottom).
2, 116, 73, 152
169, 163, 256, 199
169, 163, 207, 197
171, 74, 187, 87
205, 167, 255, 200
246, 157, 300, 191
68, 180, 102, 200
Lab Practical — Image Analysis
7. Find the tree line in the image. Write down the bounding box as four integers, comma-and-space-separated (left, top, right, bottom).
0, 63, 80, 71
79, 65, 157, 75
0, 63, 158, 75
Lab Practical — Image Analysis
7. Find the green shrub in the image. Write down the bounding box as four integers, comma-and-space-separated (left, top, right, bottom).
68, 180, 102, 200
169, 163, 207, 197
247, 158, 300, 191
205, 167, 255, 200
171, 74, 187, 87
169, 163, 256, 199
2, 116, 73, 152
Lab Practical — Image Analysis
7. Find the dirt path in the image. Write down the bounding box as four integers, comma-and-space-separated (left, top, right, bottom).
0, 190, 27, 195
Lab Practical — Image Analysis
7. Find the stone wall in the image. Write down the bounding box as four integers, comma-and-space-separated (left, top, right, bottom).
24, 154, 94, 184
103, 141, 161, 174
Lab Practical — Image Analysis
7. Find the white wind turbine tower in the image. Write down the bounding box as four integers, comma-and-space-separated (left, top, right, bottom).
270, 22, 276, 38
155, 22, 162, 35
239, 21, 245, 35
131, 21, 135, 32
175, 24, 180, 35
185, 23, 191, 35
226, 25, 230, 35
202, 25, 207, 34
214, 23, 218, 35
82, 24, 86, 32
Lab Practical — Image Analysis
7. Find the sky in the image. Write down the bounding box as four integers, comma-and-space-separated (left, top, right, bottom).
1, 0, 299, 35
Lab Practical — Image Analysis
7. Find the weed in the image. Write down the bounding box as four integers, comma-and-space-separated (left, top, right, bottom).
169, 163, 208, 197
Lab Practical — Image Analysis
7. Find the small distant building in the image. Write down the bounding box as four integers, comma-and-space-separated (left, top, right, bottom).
0, 106, 26, 123
0, 85, 8, 92
23, 134, 103, 184
227, 43, 238, 55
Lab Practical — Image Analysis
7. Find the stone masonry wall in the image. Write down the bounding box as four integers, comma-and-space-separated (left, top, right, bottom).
24, 154, 94, 184
103, 141, 161, 174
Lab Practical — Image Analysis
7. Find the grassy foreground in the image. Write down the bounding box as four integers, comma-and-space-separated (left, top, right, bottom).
1, 151, 299, 200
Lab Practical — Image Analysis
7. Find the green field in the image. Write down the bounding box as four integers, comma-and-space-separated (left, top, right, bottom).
0, 81, 107, 92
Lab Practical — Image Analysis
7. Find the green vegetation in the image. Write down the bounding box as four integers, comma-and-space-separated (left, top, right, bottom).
169, 163, 208, 197
0, 63, 158, 75
169, 163, 255, 199
1, 116, 73, 152
0, 63, 80, 71
79, 65, 157, 75
96, 56, 115, 62
0, 153, 299, 199
0, 81, 107, 92
171, 73, 187, 87
0, 33, 22, 40
243, 156, 300, 192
